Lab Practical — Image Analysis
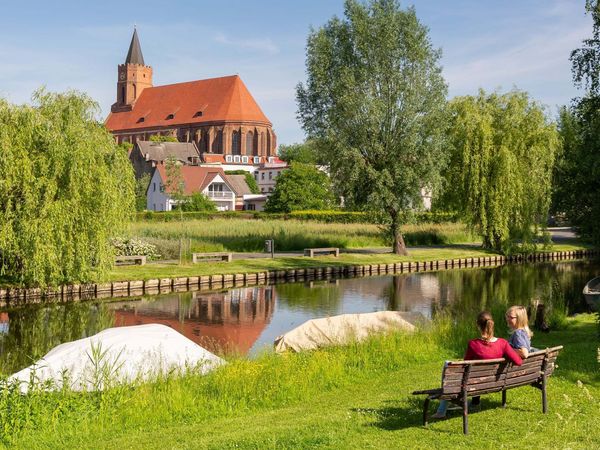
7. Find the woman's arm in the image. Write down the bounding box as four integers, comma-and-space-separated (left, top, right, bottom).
517, 347, 529, 359
504, 341, 523, 366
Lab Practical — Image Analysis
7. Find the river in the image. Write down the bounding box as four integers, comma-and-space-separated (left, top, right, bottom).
1, 259, 597, 374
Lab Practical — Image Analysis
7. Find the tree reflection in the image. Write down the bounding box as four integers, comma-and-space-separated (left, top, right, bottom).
0, 302, 114, 375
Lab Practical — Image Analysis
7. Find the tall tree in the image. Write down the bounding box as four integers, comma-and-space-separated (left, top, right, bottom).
0, 89, 134, 287
297, 0, 448, 254
265, 162, 336, 213
444, 90, 558, 253
558, 0, 600, 244
278, 140, 320, 164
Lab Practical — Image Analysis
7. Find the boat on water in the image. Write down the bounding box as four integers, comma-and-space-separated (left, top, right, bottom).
583, 276, 600, 311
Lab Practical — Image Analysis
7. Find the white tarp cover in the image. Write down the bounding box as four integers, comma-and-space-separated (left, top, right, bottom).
8, 324, 224, 393
274, 311, 424, 353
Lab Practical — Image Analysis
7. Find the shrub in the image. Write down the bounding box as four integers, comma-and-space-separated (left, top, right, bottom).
111, 237, 161, 260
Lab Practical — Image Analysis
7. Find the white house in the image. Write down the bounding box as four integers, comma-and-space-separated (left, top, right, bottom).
147, 164, 237, 211
253, 159, 288, 195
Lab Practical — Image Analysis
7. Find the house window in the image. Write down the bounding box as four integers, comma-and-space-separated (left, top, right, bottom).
254, 172, 258, 180
253, 156, 260, 164
242, 156, 248, 163
246, 204, 255, 211
269, 172, 272, 180
261, 173, 265, 180
153, 182, 156, 192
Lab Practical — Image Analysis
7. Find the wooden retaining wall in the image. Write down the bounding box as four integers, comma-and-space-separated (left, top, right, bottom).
0, 249, 597, 307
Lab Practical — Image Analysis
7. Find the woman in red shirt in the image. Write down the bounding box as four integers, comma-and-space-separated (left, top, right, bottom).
432, 311, 522, 419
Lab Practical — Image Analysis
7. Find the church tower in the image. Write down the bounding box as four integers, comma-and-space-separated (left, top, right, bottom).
111, 28, 153, 113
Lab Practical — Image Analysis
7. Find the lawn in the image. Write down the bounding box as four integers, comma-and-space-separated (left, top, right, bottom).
4, 314, 598, 449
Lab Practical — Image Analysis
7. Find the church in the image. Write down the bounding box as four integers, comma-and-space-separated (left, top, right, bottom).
105, 29, 277, 160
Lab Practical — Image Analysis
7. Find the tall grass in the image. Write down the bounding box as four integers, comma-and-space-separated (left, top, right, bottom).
0, 312, 594, 448
128, 219, 476, 255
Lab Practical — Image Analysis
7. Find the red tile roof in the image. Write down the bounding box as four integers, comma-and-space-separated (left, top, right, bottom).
155, 164, 230, 195
106, 75, 271, 132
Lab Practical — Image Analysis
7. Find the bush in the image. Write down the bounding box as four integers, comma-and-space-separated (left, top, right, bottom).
111, 237, 161, 260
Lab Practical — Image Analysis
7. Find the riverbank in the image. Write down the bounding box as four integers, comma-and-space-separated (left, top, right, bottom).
0, 246, 596, 305
4, 313, 598, 448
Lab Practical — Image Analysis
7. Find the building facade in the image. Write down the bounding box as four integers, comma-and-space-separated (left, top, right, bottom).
106, 29, 277, 160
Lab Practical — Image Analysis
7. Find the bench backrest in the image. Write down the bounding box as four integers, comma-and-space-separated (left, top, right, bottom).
440, 346, 562, 400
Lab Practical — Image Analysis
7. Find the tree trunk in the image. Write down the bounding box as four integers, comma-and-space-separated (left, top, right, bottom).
392, 220, 409, 255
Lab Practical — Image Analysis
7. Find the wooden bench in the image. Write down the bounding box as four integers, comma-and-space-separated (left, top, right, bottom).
412, 346, 563, 434
303, 247, 339, 257
114, 255, 147, 266
192, 252, 233, 263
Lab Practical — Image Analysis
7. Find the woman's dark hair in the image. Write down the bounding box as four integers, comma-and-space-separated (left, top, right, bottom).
477, 311, 495, 342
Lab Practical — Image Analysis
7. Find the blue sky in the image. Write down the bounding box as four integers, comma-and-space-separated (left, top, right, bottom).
0, 0, 592, 145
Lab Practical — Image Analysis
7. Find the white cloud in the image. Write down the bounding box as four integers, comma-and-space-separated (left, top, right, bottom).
213, 32, 279, 55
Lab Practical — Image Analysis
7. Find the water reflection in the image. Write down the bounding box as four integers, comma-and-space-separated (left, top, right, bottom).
110, 287, 275, 355
0, 260, 597, 374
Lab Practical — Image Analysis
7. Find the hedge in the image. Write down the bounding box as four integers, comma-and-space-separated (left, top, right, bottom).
135, 210, 459, 224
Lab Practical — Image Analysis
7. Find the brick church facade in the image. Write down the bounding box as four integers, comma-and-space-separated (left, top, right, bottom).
105, 29, 277, 159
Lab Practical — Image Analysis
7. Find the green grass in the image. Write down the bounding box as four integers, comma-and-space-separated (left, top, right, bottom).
128, 219, 476, 255
105, 247, 501, 281
3, 314, 598, 449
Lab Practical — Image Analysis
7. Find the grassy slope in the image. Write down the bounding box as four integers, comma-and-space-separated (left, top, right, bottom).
17, 315, 599, 450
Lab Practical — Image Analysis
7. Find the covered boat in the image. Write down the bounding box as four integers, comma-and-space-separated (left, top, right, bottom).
274, 311, 425, 353
583, 276, 600, 311
8, 324, 225, 393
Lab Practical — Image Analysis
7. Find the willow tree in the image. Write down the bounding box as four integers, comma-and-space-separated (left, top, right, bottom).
296, 0, 448, 254
445, 90, 558, 253
0, 90, 135, 287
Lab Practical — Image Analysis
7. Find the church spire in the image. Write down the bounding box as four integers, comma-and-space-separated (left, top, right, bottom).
125, 28, 145, 65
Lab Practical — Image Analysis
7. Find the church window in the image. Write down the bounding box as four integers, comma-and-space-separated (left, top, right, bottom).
133, 84, 137, 99
121, 86, 125, 103
246, 131, 253, 155
232, 131, 241, 155
212, 130, 223, 153
261, 132, 265, 153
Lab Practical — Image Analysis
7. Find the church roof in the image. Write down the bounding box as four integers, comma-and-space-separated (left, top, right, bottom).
125, 28, 145, 65
106, 75, 271, 132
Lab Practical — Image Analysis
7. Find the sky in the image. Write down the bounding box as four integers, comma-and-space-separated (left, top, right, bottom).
0, 0, 593, 145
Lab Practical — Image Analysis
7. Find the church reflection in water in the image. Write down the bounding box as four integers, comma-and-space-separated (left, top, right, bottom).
109, 286, 276, 355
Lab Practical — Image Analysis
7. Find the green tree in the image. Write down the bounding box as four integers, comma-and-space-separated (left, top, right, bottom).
0, 89, 134, 287
177, 192, 218, 212
557, 0, 600, 244
444, 90, 558, 253
135, 173, 151, 211
149, 135, 178, 142
265, 162, 336, 213
296, 0, 448, 254
278, 140, 320, 164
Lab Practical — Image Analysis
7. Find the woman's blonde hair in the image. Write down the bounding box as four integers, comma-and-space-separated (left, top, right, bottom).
476, 311, 495, 342
506, 305, 533, 338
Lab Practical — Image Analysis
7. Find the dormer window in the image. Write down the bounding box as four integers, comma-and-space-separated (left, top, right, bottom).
193, 111, 203, 118
137, 117, 145, 123
166, 113, 175, 120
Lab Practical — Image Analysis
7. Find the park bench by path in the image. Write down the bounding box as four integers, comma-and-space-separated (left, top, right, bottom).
192, 252, 233, 263
114, 255, 147, 266
412, 346, 563, 434
304, 247, 339, 258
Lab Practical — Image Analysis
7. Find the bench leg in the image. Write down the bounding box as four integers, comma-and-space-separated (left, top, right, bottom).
542, 376, 547, 414
502, 390, 506, 408
462, 394, 469, 435
423, 398, 430, 426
